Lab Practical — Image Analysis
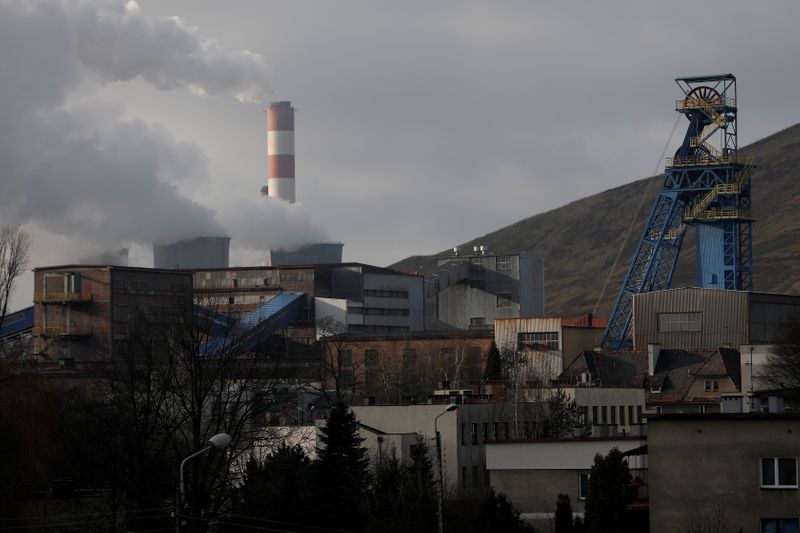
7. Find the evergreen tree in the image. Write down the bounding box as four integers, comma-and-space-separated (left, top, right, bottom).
584, 448, 631, 533
404, 438, 438, 532
555, 494, 574, 533
484, 341, 503, 381
474, 489, 534, 533
547, 390, 587, 438
316, 401, 371, 532
239, 444, 312, 523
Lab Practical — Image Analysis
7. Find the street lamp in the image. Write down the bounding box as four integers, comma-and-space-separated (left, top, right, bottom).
176, 433, 232, 533
435, 403, 458, 533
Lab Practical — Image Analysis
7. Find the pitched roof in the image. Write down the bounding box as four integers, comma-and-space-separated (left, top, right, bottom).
648, 348, 741, 403
558, 350, 648, 388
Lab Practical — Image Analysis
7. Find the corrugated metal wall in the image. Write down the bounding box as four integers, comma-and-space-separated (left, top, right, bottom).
633, 287, 748, 350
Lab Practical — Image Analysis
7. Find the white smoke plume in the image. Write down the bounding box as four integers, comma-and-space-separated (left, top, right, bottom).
0, 0, 327, 274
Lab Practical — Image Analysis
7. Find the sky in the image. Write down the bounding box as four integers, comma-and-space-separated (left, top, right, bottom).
3, 0, 800, 311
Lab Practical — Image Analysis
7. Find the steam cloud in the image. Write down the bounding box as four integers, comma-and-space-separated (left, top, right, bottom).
0, 0, 326, 266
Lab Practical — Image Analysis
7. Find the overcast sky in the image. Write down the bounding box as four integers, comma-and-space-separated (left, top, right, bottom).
4, 0, 800, 311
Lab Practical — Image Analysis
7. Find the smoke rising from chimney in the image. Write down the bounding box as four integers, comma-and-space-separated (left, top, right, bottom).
0, 0, 327, 268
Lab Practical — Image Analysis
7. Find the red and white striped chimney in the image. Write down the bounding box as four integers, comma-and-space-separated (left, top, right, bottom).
265, 101, 295, 203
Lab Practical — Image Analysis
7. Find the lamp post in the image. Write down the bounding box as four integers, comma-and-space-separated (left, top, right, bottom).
176, 433, 232, 533
435, 403, 458, 533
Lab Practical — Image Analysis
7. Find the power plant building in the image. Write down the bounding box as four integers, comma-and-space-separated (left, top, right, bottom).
269, 243, 344, 267
153, 236, 230, 270
425, 248, 545, 330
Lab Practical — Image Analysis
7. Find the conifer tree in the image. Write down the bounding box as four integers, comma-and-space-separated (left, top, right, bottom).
584, 448, 631, 533
316, 401, 371, 532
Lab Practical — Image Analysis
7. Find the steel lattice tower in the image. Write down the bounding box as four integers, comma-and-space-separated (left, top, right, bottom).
601, 74, 754, 349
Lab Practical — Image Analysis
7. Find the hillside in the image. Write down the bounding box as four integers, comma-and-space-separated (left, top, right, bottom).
391, 124, 800, 318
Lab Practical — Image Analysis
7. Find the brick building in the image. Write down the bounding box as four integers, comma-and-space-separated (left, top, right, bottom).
33, 265, 192, 362
320, 330, 495, 403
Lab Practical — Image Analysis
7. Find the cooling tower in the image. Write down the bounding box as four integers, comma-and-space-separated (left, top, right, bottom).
263, 101, 295, 203
153, 237, 230, 269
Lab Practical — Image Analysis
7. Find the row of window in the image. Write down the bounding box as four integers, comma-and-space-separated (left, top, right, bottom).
364, 289, 409, 299
467, 256, 513, 271
348, 307, 409, 317
496, 293, 513, 308
518, 331, 559, 351
112, 279, 189, 296
460, 421, 530, 445
588, 405, 641, 426
658, 311, 702, 332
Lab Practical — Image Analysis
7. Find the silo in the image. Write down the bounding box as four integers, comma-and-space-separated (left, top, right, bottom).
263, 101, 295, 203
153, 237, 230, 269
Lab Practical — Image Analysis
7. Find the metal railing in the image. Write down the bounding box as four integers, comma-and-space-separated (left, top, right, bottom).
666, 153, 737, 168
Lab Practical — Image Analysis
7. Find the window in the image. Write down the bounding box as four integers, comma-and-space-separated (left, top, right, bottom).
658, 312, 702, 332
496, 293, 513, 308
493, 422, 499, 440
461, 423, 467, 445
473, 466, 480, 488
496, 256, 512, 271
592, 406, 599, 424
620, 406, 626, 426
762, 518, 799, 533
704, 380, 720, 392
578, 473, 590, 500
482, 423, 488, 443
761, 458, 798, 488
611, 406, 617, 425
503, 422, 510, 440
601, 406, 608, 424
471, 423, 478, 445
629, 405, 635, 425
339, 349, 353, 367
462, 467, 468, 488
518, 332, 559, 351
470, 317, 486, 327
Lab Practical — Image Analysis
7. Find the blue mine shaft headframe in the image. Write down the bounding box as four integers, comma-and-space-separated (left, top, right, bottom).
601, 74, 754, 349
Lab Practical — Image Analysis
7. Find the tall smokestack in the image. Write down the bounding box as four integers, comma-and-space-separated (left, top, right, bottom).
263, 101, 295, 203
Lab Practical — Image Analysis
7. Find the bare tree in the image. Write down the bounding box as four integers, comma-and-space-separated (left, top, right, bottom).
763, 314, 800, 391
0, 225, 31, 332
317, 317, 362, 403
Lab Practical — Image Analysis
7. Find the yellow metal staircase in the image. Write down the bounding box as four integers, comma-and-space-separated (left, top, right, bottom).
684, 156, 755, 222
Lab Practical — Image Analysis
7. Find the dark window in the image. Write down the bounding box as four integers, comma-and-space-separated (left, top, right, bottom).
761, 458, 798, 488
704, 380, 720, 392
592, 406, 598, 424
496, 256, 512, 271
493, 422, 499, 440
496, 293, 513, 308
578, 473, 590, 500
473, 465, 480, 488
503, 422, 510, 440
611, 406, 617, 425
762, 518, 800, 533
462, 467, 468, 488
629, 405, 635, 424
620, 406, 626, 426
471, 423, 478, 445
482, 423, 488, 443
339, 349, 353, 367
469, 317, 486, 327
601, 406, 608, 424
461, 423, 466, 445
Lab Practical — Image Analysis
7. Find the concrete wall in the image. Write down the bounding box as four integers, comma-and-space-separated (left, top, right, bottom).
648, 416, 800, 533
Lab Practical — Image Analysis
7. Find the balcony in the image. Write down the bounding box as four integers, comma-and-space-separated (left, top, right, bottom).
33, 325, 91, 338
33, 291, 92, 304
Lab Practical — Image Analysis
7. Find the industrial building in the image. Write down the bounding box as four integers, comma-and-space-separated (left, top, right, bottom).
193, 262, 424, 336
32, 265, 193, 362
268, 242, 344, 267
632, 287, 800, 351
425, 248, 544, 330
153, 236, 230, 270
494, 316, 606, 379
